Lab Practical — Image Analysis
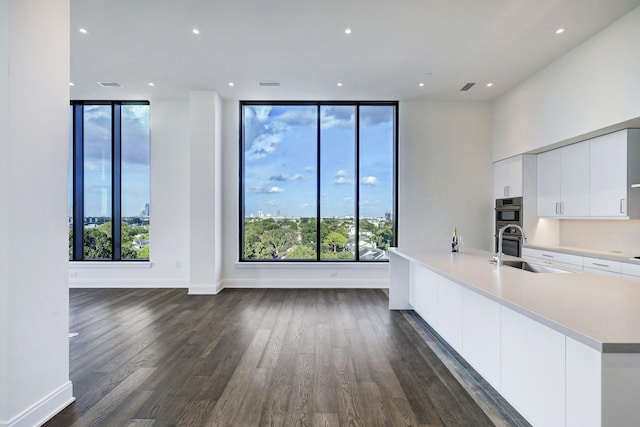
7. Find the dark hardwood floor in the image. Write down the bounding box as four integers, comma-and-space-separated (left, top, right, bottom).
45, 288, 524, 427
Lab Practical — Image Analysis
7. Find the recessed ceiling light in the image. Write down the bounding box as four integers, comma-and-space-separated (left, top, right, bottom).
345, 28, 352, 34
192, 28, 200, 35
419, 82, 425, 87
337, 82, 343, 87
79, 28, 88, 34
228, 82, 235, 87
555, 28, 565, 34
148, 82, 155, 87
69, 82, 75, 86
487, 82, 494, 87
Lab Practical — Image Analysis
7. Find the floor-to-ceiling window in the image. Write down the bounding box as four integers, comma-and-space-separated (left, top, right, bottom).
240, 101, 397, 262
69, 101, 150, 261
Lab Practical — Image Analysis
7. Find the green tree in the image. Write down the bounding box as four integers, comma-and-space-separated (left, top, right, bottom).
82, 221, 138, 259
324, 231, 347, 253
285, 245, 316, 259
300, 218, 317, 246
137, 246, 150, 259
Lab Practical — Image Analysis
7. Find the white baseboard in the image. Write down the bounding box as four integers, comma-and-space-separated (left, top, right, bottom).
69, 278, 188, 288
188, 282, 224, 295
2, 381, 74, 427
221, 278, 390, 290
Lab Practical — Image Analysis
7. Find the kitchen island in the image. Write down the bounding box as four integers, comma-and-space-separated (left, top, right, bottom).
389, 247, 640, 427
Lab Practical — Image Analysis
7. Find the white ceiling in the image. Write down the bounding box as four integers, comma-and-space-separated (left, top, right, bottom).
70, 0, 640, 102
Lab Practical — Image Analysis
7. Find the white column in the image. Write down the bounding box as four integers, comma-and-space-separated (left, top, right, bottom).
0, 1, 73, 426
188, 91, 223, 294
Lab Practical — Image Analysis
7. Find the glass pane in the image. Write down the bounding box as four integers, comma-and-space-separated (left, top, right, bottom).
83, 105, 113, 259
242, 105, 318, 260
121, 105, 151, 260
320, 106, 356, 260
359, 105, 395, 260
68, 107, 74, 260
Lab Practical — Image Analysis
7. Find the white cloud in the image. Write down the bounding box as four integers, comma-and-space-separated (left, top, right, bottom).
269, 173, 305, 182
247, 130, 282, 160
321, 106, 355, 129
334, 170, 354, 185
361, 176, 378, 185
250, 186, 284, 194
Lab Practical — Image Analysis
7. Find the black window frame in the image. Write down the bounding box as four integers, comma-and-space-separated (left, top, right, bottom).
69, 100, 150, 261
239, 100, 399, 262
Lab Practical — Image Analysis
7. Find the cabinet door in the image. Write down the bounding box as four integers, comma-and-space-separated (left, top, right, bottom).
590, 131, 627, 217
561, 142, 590, 217
462, 289, 501, 389
494, 156, 523, 199
501, 306, 566, 427
537, 149, 561, 217
494, 159, 510, 199
410, 264, 438, 327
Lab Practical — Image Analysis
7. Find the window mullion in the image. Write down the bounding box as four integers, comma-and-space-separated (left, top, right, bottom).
315, 104, 322, 261
355, 104, 360, 261
112, 103, 122, 260
72, 104, 84, 260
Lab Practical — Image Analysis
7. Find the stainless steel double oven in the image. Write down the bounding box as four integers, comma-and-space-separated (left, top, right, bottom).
495, 197, 523, 257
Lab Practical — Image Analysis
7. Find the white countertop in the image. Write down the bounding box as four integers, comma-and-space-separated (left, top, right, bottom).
391, 247, 640, 353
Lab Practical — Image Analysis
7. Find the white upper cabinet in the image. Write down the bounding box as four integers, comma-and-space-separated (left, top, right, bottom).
494, 156, 523, 199
561, 142, 590, 217
536, 129, 640, 219
537, 142, 589, 217
590, 131, 628, 217
537, 149, 561, 217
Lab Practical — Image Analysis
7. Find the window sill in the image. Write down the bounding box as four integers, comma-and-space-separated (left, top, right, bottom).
235, 261, 388, 270
69, 261, 153, 269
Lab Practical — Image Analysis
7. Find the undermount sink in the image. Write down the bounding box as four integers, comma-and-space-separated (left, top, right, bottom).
502, 260, 571, 274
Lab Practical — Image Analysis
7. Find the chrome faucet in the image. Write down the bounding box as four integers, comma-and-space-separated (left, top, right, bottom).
494, 224, 527, 265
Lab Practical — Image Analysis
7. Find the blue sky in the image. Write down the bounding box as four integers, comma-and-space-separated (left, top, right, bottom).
70, 104, 150, 218
243, 104, 394, 218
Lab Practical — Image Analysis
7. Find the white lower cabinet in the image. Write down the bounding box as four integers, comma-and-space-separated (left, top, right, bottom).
409, 263, 438, 327
462, 288, 501, 389
522, 247, 583, 271
399, 253, 640, 427
437, 278, 463, 354
566, 337, 601, 427
501, 306, 566, 427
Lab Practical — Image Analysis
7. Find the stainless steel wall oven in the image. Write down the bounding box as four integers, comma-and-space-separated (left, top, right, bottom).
495, 197, 523, 257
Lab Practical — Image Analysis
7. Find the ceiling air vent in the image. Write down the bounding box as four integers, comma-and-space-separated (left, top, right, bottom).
460, 82, 475, 91
258, 81, 280, 87
97, 81, 122, 87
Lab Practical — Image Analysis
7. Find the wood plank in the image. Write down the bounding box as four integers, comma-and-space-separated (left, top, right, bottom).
45, 288, 524, 427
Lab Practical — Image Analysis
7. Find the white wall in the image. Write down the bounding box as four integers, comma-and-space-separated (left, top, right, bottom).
1, 1, 73, 426
399, 101, 494, 253
72, 97, 494, 291
0, 1, 9, 422
69, 100, 191, 288
492, 6, 640, 161
188, 91, 223, 294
